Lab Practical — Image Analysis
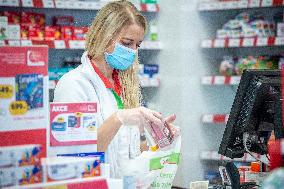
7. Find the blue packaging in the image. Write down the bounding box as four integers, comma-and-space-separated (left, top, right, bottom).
57, 152, 105, 163
51, 122, 66, 131
15, 74, 43, 110
143, 64, 159, 78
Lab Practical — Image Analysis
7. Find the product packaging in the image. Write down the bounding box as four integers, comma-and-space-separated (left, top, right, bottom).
0, 23, 20, 40
147, 121, 174, 149
61, 26, 74, 40
28, 26, 45, 40
73, 26, 88, 40
0, 165, 42, 187
21, 12, 45, 27
41, 157, 102, 182
2, 11, 21, 24
0, 144, 42, 167
53, 16, 74, 26
277, 22, 284, 37
45, 26, 62, 40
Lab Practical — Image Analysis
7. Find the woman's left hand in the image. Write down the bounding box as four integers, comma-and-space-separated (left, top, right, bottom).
165, 114, 181, 137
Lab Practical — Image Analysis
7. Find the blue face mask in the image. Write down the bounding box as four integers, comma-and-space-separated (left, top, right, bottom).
104, 43, 137, 71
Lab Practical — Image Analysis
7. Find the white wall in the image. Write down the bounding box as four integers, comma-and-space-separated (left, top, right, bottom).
146, 0, 235, 188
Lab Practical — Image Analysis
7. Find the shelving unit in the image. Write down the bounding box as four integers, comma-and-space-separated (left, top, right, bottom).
0, 0, 160, 12
199, 0, 284, 11
201, 76, 240, 85
0, 39, 163, 50
201, 37, 284, 48
199, 0, 283, 183
200, 151, 267, 162
202, 114, 229, 124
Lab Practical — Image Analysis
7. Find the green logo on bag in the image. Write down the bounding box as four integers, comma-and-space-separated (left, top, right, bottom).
150, 153, 180, 171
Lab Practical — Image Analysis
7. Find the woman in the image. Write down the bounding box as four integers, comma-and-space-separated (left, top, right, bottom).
54, 0, 177, 178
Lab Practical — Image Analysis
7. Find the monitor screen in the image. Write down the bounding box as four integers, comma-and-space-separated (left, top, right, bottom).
219, 69, 283, 159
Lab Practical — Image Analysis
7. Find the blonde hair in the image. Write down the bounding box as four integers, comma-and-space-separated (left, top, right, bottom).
86, 0, 147, 109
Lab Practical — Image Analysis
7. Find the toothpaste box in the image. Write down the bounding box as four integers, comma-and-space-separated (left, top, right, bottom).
0, 144, 42, 167
0, 165, 42, 187
41, 157, 102, 182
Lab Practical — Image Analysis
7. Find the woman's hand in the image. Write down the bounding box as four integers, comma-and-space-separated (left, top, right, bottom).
165, 114, 180, 138
116, 106, 164, 132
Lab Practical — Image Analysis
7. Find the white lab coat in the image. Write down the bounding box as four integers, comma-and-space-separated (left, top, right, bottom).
54, 52, 141, 178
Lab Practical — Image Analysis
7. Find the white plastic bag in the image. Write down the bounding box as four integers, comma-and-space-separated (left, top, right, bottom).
122, 135, 181, 189
149, 135, 181, 189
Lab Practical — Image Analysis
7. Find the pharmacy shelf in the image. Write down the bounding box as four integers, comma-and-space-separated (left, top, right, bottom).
0, 0, 160, 12
0, 40, 163, 50
201, 37, 284, 48
49, 77, 160, 90
201, 76, 240, 85
200, 151, 267, 163
199, 0, 284, 11
202, 114, 229, 124
7, 177, 123, 189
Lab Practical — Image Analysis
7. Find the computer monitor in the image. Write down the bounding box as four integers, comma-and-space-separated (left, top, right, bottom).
219, 69, 283, 159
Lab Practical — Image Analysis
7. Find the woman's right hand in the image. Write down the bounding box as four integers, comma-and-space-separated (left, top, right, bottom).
116, 107, 164, 131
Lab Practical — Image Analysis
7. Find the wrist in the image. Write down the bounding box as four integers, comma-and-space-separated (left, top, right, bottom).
114, 112, 123, 129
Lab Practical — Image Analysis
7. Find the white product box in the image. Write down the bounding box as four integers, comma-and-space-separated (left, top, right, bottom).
0, 144, 42, 167
6, 24, 20, 40
0, 165, 42, 187
277, 22, 284, 37
0, 16, 8, 23
41, 157, 102, 182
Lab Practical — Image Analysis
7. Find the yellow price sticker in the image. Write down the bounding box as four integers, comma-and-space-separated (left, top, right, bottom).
44, 185, 67, 189
75, 112, 83, 117
0, 85, 14, 98
9, 101, 28, 115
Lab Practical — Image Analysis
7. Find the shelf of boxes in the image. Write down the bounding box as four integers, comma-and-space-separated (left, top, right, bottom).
200, 151, 267, 162
202, 114, 229, 124
199, 0, 284, 11
6, 177, 123, 189
201, 37, 284, 48
201, 76, 241, 85
49, 77, 160, 90
0, 39, 163, 50
0, 0, 160, 12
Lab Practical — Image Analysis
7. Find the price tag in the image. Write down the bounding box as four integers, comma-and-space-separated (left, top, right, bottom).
9, 101, 28, 115
54, 40, 66, 49
1, 0, 19, 6
214, 76, 225, 85
0, 40, 5, 46
214, 39, 225, 48
256, 37, 268, 46
43, 0, 55, 8
261, 0, 273, 6
49, 80, 56, 90
146, 4, 158, 12
202, 115, 213, 123
8, 40, 20, 46
239, 0, 248, 8
149, 78, 159, 87
248, 0, 260, 7
66, 1, 75, 9
230, 76, 241, 85
21, 0, 34, 7
201, 77, 212, 85
201, 39, 212, 48
228, 39, 240, 47
68, 40, 85, 49
55, 0, 64, 8
0, 85, 14, 98
242, 38, 255, 47
275, 37, 284, 45
21, 40, 32, 46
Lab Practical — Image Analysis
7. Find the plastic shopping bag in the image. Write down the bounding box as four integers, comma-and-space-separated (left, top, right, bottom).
122, 135, 181, 189
149, 135, 181, 189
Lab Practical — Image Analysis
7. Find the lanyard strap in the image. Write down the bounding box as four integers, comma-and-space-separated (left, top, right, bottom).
111, 89, 124, 109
